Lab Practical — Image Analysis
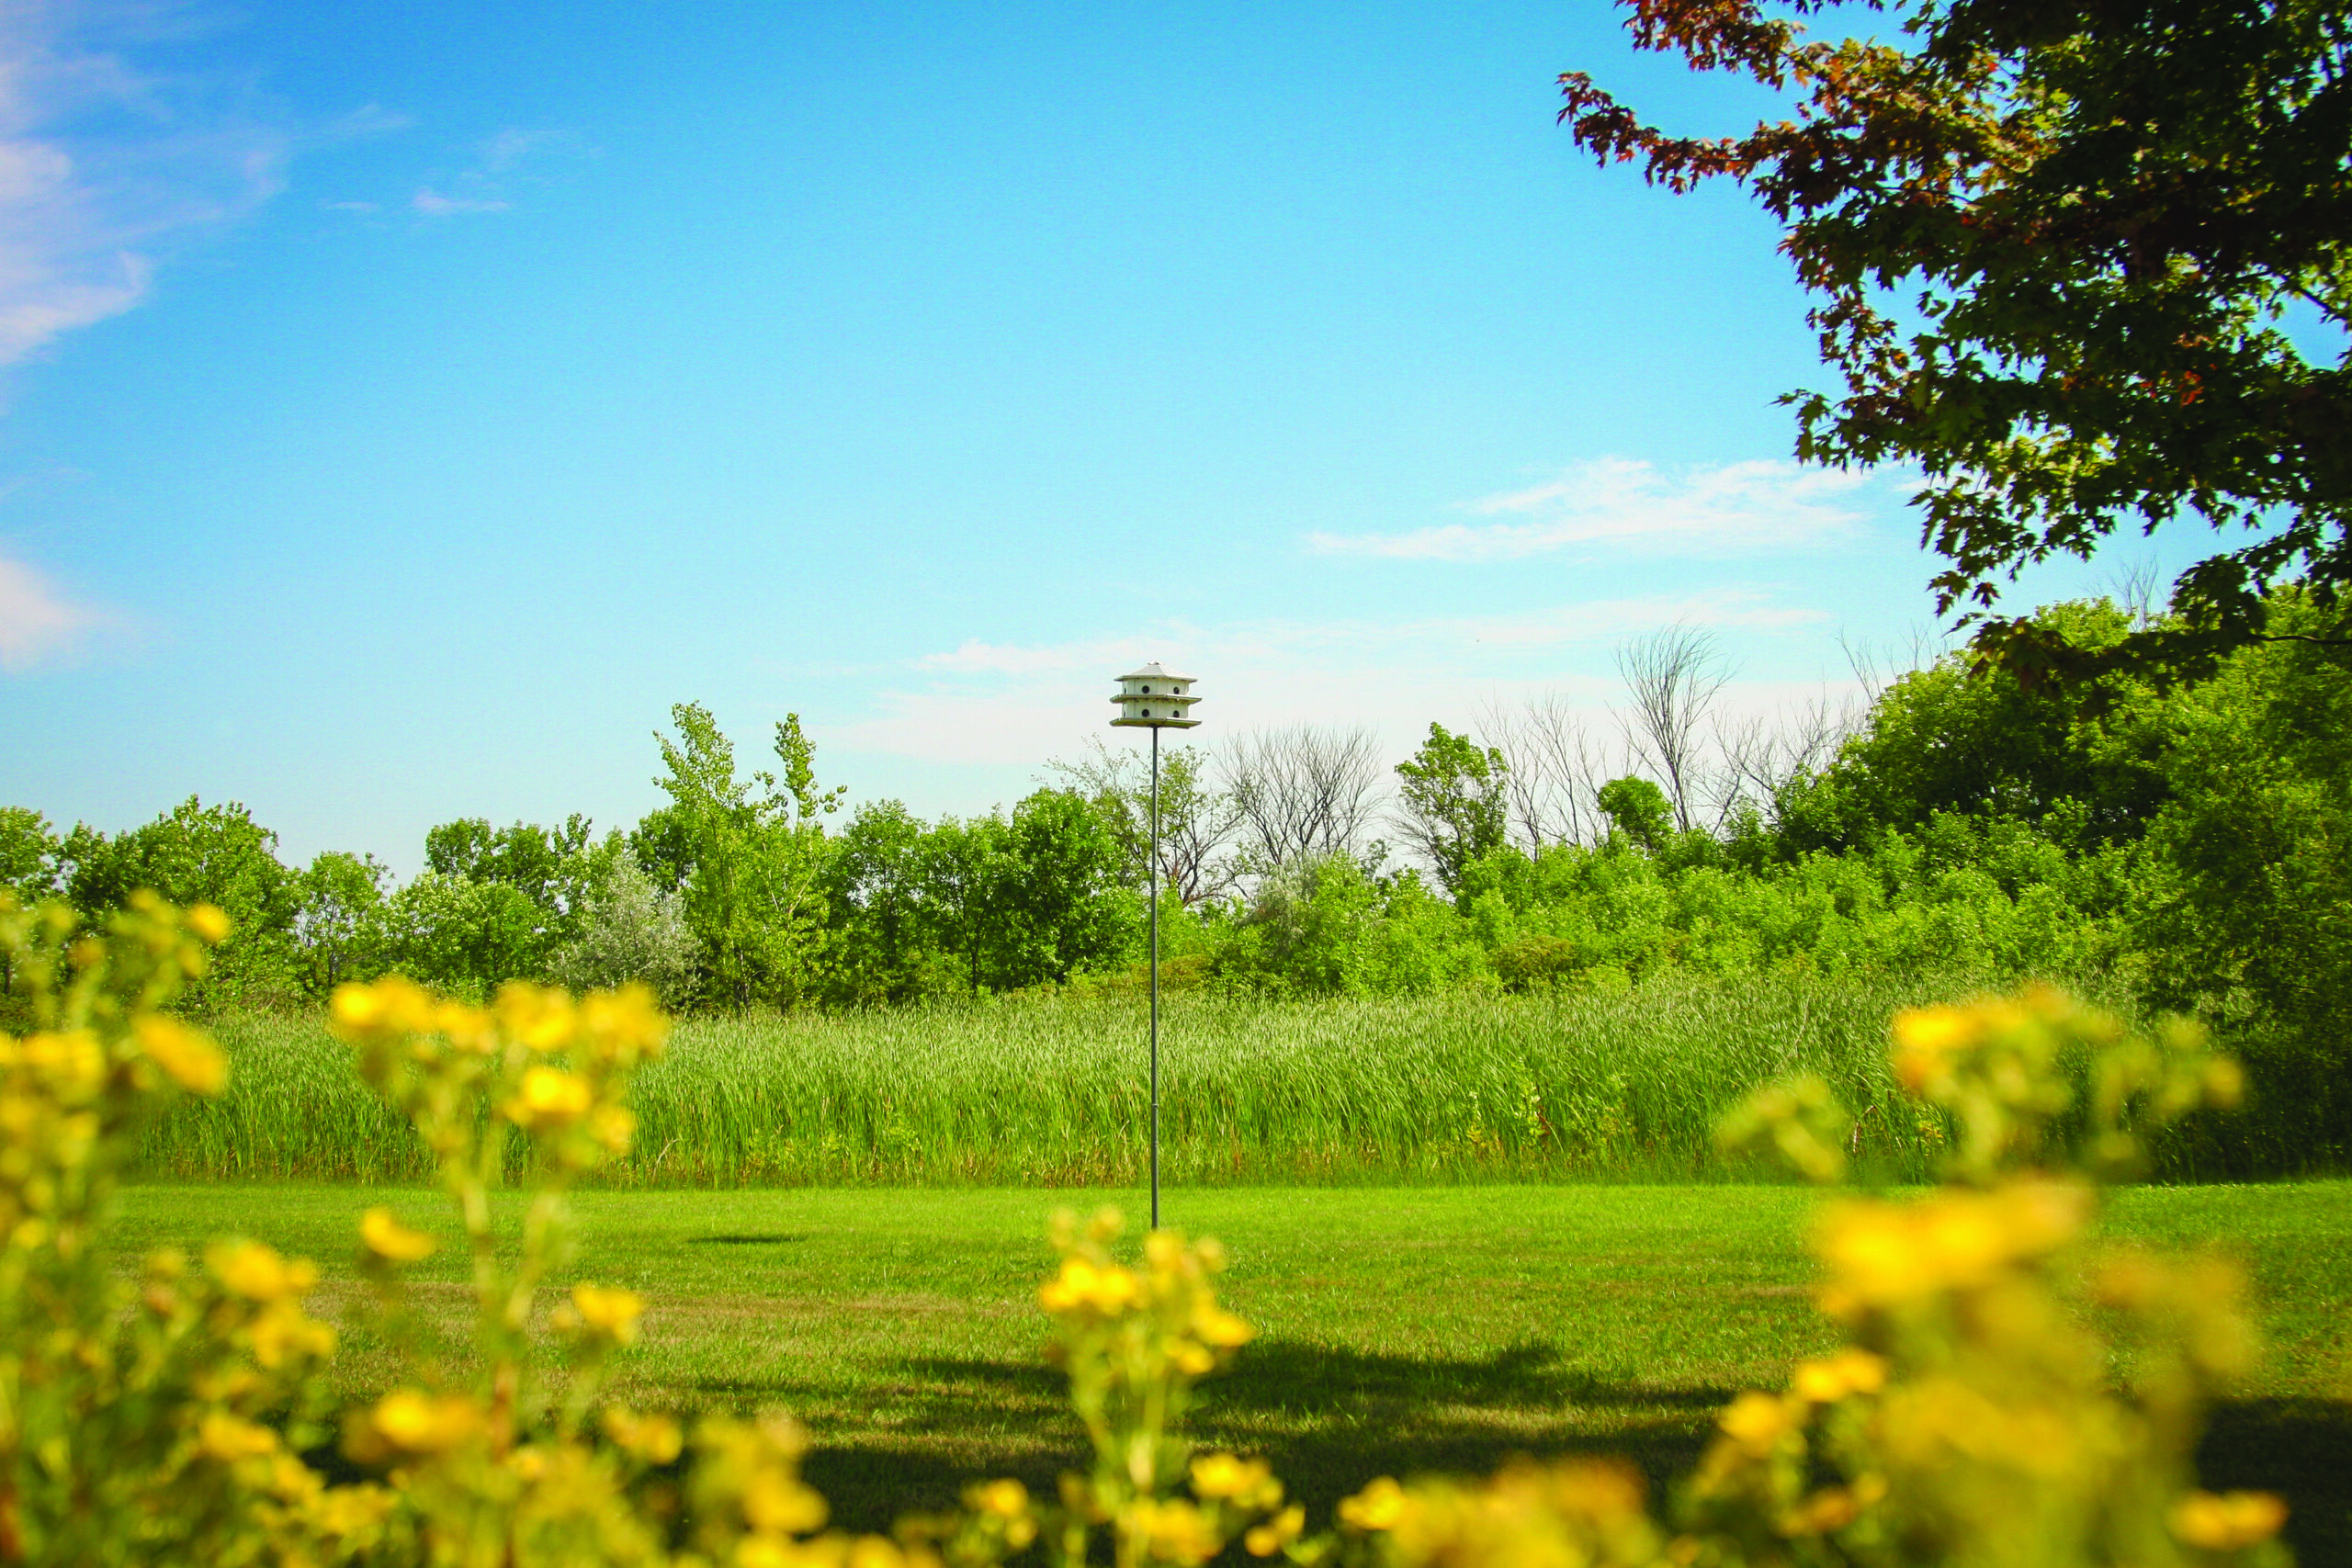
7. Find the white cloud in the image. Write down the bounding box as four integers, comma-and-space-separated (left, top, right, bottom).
1309, 457, 1883, 562
0, 552, 109, 671
0, 5, 289, 367
826, 590, 1831, 766
410, 187, 508, 217
322, 103, 413, 141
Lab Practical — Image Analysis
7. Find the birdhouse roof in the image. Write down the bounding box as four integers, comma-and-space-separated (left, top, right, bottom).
1117, 662, 1193, 682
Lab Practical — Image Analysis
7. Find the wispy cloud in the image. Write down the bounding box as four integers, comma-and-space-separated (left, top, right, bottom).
0, 4, 289, 367
410, 187, 507, 217
830, 590, 1830, 765
0, 553, 112, 671
403, 126, 585, 219
1308, 457, 1883, 562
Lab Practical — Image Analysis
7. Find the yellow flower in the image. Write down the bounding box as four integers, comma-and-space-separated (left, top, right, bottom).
589, 1103, 638, 1156
248, 1300, 337, 1367
571, 1282, 646, 1344
601, 1407, 684, 1463
2171, 1490, 2287, 1551
1794, 1348, 1888, 1404
198, 1411, 279, 1461
1716, 1392, 1797, 1458
1190, 1453, 1272, 1501
136, 1016, 228, 1095
360, 1206, 436, 1263
496, 982, 579, 1053
187, 903, 233, 943
370, 1389, 480, 1454
504, 1066, 594, 1130
1191, 1301, 1255, 1348
1038, 1258, 1140, 1314
1891, 1004, 1973, 1089
968, 1478, 1030, 1517
742, 1470, 829, 1534
211, 1240, 319, 1302
1338, 1477, 1408, 1532
1245, 1505, 1306, 1557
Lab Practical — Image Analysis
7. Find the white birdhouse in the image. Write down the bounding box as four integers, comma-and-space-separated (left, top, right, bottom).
1109, 662, 1201, 728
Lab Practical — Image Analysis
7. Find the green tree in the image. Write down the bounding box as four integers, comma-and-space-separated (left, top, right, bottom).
1394, 723, 1510, 895
1563, 0, 2352, 681
651, 704, 841, 1010
820, 800, 942, 1004
295, 850, 389, 991
993, 787, 1141, 987
60, 797, 300, 1007
1595, 776, 1674, 854
0, 807, 60, 906
1778, 602, 2172, 852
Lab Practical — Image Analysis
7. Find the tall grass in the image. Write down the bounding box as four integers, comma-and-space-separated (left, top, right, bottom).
138, 975, 2016, 1186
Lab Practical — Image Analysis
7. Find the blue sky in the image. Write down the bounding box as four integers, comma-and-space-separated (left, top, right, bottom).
0, 1, 2191, 871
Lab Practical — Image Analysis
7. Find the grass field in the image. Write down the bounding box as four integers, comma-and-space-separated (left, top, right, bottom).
112, 1180, 2352, 1562
142, 975, 2235, 1187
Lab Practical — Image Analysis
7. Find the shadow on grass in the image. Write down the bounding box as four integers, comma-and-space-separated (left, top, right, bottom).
2200, 1397, 2352, 1566
712, 1338, 1733, 1534
688, 1234, 812, 1246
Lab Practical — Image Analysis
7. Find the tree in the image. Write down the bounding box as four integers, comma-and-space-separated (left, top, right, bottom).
1562, 0, 2352, 682
1222, 726, 1385, 872
60, 797, 301, 1006
820, 800, 941, 1004
651, 704, 841, 1009
1596, 775, 1675, 853
1393, 723, 1511, 895
1049, 738, 1240, 906
1614, 624, 1735, 832
0, 807, 59, 906
296, 850, 389, 991
546, 854, 698, 1005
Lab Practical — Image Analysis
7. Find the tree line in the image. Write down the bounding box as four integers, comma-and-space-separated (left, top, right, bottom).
6, 594, 2348, 1113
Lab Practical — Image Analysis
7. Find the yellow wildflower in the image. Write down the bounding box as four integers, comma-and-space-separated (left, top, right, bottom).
1245, 1505, 1306, 1557
968, 1478, 1029, 1517
1038, 1258, 1139, 1314
1891, 1004, 1974, 1089
187, 903, 232, 943
1338, 1476, 1409, 1532
503, 1066, 594, 1130
589, 1103, 638, 1156
1717, 1392, 1797, 1458
571, 1282, 646, 1344
1191, 1300, 1255, 1348
602, 1407, 684, 1463
135, 1016, 228, 1095
211, 1240, 319, 1302
742, 1470, 829, 1534
360, 1206, 437, 1262
2171, 1490, 2287, 1551
198, 1410, 279, 1461
1190, 1452, 1272, 1501
370, 1389, 480, 1454
1794, 1348, 1887, 1404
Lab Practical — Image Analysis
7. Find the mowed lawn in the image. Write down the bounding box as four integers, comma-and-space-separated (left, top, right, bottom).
115, 1182, 2352, 1560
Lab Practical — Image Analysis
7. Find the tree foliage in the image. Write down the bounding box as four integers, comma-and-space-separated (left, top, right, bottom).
1562, 0, 2352, 681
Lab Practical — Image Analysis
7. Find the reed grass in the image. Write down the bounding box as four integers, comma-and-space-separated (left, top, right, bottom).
139, 975, 2012, 1185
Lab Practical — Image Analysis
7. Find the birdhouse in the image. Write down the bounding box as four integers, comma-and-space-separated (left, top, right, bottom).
1110, 662, 1201, 728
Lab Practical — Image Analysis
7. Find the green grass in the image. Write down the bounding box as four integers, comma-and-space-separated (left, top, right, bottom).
143, 976, 2024, 1186
112, 1180, 2352, 1562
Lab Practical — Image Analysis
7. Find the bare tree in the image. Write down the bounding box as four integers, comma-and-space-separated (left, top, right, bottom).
1221, 725, 1385, 871
1614, 624, 1736, 833
1048, 738, 1240, 906
1714, 694, 1851, 824
1477, 694, 1626, 850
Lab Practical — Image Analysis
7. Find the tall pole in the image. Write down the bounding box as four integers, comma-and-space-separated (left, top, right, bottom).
1148, 724, 1161, 1231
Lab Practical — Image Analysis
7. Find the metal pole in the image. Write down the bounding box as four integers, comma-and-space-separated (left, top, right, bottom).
1148, 724, 1160, 1231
